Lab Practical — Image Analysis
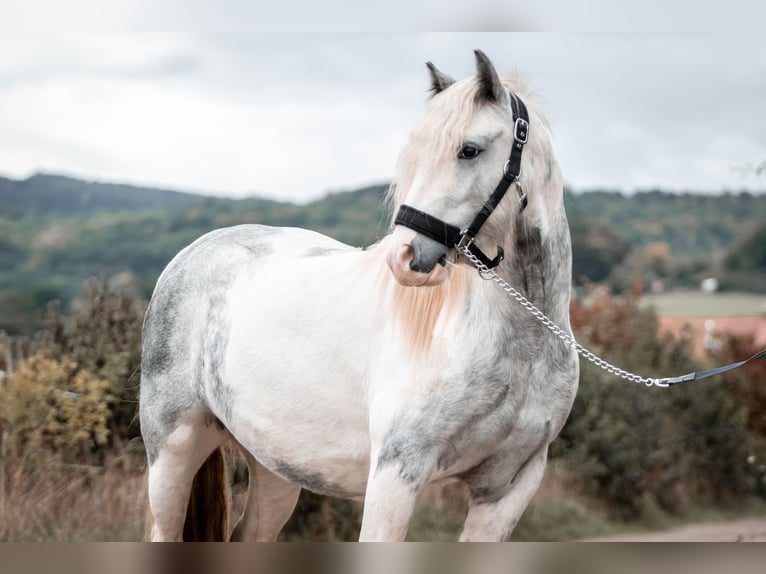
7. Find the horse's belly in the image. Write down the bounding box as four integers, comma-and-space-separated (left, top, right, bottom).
224, 359, 372, 499
228, 404, 372, 499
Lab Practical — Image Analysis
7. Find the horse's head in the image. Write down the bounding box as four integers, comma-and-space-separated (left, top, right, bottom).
387, 50, 557, 287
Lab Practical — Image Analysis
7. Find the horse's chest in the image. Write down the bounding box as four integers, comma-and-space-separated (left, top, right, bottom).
374, 366, 529, 474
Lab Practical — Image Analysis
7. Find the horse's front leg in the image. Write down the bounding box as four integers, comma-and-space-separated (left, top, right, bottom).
459, 447, 548, 542
358, 461, 421, 541
359, 421, 436, 541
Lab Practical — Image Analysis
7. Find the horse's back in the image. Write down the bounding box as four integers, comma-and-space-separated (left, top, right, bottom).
162, 224, 354, 277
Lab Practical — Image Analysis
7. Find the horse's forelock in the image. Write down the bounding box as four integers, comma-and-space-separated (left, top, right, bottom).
387, 79, 482, 215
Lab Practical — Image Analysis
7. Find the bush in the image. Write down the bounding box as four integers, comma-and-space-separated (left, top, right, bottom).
713, 333, 766, 496
0, 353, 112, 465
34, 276, 146, 443
553, 293, 755, 519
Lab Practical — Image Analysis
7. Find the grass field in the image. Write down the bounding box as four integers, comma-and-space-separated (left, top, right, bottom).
641, 291, 766, 317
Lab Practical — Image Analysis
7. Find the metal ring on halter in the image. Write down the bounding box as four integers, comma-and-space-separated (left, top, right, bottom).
503, 160, 521, 178
515, 180, 526, 203
459, 245, 498, 281
456, 231, 474, 251
478, 267, 496, 281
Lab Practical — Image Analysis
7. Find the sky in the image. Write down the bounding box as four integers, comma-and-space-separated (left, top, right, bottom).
1, 31, 765, 202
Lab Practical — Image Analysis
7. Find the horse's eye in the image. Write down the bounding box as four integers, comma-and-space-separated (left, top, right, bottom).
458, 144, 482, 160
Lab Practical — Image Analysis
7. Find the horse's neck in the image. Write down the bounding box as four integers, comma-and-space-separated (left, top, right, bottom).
487, 210, 572, 327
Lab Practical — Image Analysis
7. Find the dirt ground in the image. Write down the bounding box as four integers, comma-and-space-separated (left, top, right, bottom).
584, 517, 766, 542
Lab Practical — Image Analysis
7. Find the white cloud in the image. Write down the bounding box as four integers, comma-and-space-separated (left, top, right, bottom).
0, 33, 765, 201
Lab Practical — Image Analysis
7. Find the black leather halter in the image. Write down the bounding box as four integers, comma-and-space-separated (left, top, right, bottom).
393, 91, 530, 270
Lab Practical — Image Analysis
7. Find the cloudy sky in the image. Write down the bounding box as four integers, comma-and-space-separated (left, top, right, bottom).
1, 31, 765, 202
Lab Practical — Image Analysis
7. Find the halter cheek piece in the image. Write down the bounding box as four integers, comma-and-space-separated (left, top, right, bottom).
394, 91, 530, 270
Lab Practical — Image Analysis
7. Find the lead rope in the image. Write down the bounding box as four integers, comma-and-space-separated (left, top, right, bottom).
456, 244, 766, 389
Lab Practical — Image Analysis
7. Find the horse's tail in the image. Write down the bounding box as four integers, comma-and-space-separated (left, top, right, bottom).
182, 446, 231, 541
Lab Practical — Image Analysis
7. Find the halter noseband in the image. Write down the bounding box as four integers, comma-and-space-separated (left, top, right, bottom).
393, 91, 529, 270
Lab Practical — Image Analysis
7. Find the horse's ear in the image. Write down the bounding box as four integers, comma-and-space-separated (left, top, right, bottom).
474, 49, 509, 106
426, 61, 455, 96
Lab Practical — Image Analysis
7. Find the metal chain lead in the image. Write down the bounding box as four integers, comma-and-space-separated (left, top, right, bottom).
457, 245, 670, 389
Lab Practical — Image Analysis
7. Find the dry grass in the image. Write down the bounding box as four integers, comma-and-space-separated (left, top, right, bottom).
513, 461, 612, 541
0, 447, 612, 542
407, 482, 470, 541
0, 450, 147, 542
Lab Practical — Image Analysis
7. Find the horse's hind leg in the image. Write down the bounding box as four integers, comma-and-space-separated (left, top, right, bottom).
146, 416, 224, 541
230, 450, 301, 541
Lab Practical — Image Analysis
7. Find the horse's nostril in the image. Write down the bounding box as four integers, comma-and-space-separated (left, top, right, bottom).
409, 261, 422, 273
393, 244, 415, 269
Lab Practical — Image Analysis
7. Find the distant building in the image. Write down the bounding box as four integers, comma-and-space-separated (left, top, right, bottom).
701, 277, 719, 293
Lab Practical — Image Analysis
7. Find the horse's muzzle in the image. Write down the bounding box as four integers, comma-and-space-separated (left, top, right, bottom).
386, 229, 450, 287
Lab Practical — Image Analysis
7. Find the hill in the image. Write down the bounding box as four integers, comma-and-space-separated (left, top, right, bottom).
565, 189, 766, 257
565, 189, 766, 291
1, 172, 765, 334
0, 173, 217, 216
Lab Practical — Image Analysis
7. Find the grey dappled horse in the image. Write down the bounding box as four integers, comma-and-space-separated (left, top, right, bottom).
140, 50, 578, 541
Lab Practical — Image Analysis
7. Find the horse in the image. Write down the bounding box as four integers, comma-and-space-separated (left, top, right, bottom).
139, 50, 579, 542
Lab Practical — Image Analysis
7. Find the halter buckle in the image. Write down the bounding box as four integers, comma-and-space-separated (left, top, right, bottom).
514, 117, 529, 144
